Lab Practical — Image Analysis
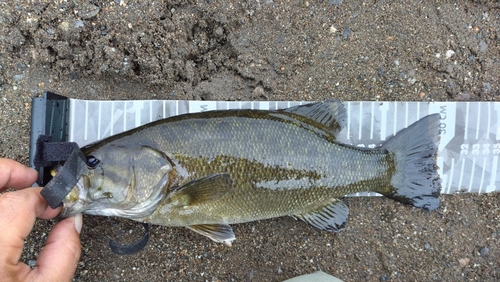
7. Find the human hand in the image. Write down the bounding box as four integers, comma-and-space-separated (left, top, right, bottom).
0, 158, 82, 282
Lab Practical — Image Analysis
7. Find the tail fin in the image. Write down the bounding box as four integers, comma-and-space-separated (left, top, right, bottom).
379, 114, 441, 210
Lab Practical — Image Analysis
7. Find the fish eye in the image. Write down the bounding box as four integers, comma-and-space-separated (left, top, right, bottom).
86, 155, 100, 168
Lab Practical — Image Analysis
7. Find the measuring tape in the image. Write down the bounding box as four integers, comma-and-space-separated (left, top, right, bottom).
67, 99, 500, 195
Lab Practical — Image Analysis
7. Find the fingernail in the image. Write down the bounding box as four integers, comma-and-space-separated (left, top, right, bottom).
74, 213, 83, 234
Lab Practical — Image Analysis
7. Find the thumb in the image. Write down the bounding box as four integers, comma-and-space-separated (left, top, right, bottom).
28, 215, 82, 282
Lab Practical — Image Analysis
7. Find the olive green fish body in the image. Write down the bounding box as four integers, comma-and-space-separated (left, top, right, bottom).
63, 101, 441, 244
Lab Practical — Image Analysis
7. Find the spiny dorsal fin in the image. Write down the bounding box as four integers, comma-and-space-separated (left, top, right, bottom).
170, 173, 232, 207
293, 199, 349, 232
282, 100, 347, 136
187, 224, 236, 246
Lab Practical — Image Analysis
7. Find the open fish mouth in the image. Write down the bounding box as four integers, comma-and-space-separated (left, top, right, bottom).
60, 176, 90, 217
46, 165, 90, 218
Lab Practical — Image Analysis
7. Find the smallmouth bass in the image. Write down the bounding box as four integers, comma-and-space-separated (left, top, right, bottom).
61, 101, 441, 244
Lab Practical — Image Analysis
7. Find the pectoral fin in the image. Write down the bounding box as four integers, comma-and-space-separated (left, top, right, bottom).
293, 199, 349, 232
187, 224, 236, 246
169, 173, 232, 207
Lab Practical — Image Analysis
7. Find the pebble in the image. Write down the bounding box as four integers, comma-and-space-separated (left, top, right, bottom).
479, 40, 487, 53
424, 242, 431, 250
458, 258, 470, 267
479, 246, 489, 257
252, 86, 265, 98
28, 259, 36, 268
13, 74, 25, 81
78, 4, 100, 20
329, 0, 342, 5
483, 82, 491, 92
74, 20, 85, 28
214, 26, 224, 37
457, 92, 470, 101
377, 67, 385, 76
59, 21, 70, 32
343, 27, 351, 39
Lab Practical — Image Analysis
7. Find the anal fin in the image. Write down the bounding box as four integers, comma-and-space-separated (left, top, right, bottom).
293, 199, 349, 232
187, 224, 236, 246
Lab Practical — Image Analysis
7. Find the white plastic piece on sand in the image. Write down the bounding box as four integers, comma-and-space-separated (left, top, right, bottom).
282, 271, 343, 282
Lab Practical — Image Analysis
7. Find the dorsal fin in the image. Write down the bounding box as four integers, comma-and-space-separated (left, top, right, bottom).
282, 100, 347, 136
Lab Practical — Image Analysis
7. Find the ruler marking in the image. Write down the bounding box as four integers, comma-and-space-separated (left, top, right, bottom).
464, 102, 470, 140
149, 100, 153, 122
447, 159, 455, 194
97, 102, 102, 140
134, 101, 141, 127
405, 102, 409, 127
358, 102, 363, 140
379, 103, 387, 141
487, 156, 498, 193
347, 102, 351, 140
111, 102, 114, 135
496, 103, 500, 140
468, 158, 476, 193
479, 158, 487, 194
458, 158, 466, 191
123, 101, 127, 131
476, 103, 481, 139
393, 103, 398, 135
163, 101, 166, 118
487, 102, 491, 139
69, 99, 75, 141
370, 102, 374, 140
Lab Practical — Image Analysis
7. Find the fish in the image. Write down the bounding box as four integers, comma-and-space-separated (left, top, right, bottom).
60, 101, 441, 245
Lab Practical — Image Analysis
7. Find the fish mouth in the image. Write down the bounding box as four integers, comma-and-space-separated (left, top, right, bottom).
60, 176, 89, 218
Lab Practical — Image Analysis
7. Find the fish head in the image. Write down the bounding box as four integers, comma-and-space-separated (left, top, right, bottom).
61, 144, 174, 219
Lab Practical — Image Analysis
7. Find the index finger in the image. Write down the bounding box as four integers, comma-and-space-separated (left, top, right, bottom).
0, 158, 38, 191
